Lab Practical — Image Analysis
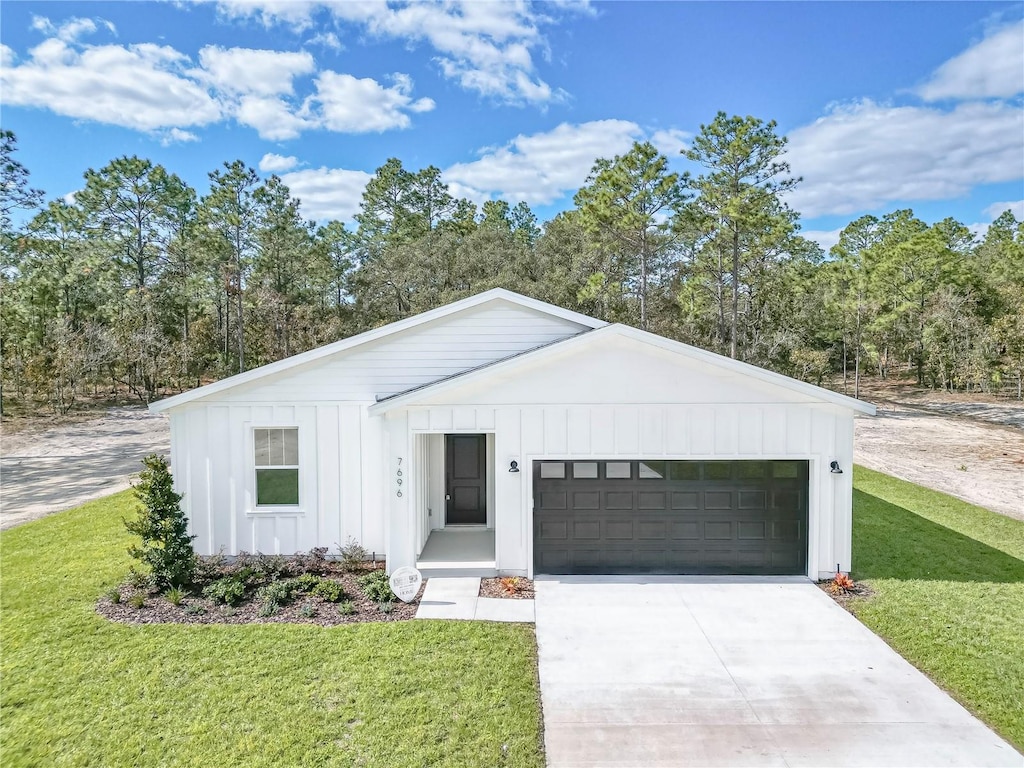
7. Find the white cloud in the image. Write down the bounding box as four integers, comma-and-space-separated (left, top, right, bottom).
649, 128, 690, 156
30, 16, 115, 42
918, 20, 1024, 101
785, 99, 1024, 218
306, 31, 342, 52
213, 0, 321, 30
280, 166, 373, 221
259, 153, 299, 173
209, 0, 586, 104
0, 39, 222, 131
443, 120, 645, 205
2, 28, 433, 141
160, 128, 200, 145
309, 71, 435, 133
197, 45, 314, 96
983, 199, 1024, 220
801, 227, 844, 253
235, 94, 314, 140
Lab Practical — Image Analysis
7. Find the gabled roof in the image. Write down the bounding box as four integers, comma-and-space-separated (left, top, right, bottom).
149, 289, 606, 413
369, 323, 877, 415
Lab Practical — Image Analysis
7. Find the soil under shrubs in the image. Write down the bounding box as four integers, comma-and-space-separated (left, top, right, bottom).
479, 577, 534, 600
97, 554, 424, 627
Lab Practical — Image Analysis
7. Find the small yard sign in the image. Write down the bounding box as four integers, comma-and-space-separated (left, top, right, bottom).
389, 567, 422, 603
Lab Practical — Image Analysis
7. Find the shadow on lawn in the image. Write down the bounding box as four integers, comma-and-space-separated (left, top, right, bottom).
853, 489, 1024, 583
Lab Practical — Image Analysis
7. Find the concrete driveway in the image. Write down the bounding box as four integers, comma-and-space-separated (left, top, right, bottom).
535, 577, 1022, 768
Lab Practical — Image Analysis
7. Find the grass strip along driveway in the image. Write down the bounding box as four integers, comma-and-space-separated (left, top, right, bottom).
0, 492, 544, 768
851, 466, 1024, 751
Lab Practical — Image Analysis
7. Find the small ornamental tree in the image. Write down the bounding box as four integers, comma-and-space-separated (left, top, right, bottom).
125, 454, 196, 589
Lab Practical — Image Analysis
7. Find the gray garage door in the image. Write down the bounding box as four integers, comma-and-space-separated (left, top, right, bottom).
533, 460, 808, 575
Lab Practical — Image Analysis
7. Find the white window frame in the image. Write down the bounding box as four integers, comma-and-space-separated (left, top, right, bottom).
250, 425, 302, 513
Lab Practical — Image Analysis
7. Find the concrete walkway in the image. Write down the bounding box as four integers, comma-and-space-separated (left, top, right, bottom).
415, 577, 534, 622
535, 576, 1022, 768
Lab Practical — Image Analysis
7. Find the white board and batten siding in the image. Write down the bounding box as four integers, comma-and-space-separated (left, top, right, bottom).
167, 300, 592, 557
392, 334, 857, 579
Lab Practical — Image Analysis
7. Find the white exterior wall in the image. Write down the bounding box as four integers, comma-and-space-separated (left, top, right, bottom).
169, 402, 387, 557
393, 403, 854, 579
201, 301, 590, 404
384, 335, 859, 579
165, 300, 589, 557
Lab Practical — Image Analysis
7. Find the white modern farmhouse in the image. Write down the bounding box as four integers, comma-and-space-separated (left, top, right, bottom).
151, 288, 875, 580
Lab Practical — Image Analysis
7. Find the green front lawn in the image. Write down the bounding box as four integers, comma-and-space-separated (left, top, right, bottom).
0, 493, 544, 767
851, 466, 1024, 750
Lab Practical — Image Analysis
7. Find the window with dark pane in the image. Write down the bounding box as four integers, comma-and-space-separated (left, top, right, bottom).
254, 428, 299, 506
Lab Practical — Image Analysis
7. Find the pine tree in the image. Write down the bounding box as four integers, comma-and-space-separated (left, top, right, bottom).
125, 455, 196, 589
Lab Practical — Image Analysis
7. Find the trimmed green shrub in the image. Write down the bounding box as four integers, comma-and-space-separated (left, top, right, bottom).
299, 601, 317, 618
311, 579, 347, 603
128, 592, 146, 609
293, 573, 323, 593
257, 579, 299, 606
124, 455, 196, 589
337, 601, 356, 616
203, 576, 246, 606
358, 570, 395, 603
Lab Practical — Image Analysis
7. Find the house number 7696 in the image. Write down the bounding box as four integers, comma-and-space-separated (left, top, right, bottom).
396, 457, 403, 497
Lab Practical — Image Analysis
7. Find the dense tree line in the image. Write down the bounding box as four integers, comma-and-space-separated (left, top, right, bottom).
1, 115, 1022, 415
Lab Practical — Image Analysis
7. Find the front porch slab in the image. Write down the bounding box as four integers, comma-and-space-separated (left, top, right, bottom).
415, 578, 534, 623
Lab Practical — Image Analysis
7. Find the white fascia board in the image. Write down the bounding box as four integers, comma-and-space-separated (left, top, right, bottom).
149, 289, 606, 414
369, 324, 877, 416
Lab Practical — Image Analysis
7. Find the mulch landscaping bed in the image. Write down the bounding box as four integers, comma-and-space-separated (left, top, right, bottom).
98, 561, 425, 627
479, 577, 534, 600
817, 579, 875, 611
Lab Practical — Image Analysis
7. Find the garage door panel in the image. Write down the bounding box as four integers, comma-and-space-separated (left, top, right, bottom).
671, 491, 699, 509
737, 520, 766, 540
738, 490, 767, 509
605, 520, 634, 539
705, 490, 733, 509
637, 520, 667, 539
542, 491, 568, 509
638, 491, 666, 509
704, 521, 733, 540
571, 549, 602, 568
671, 520, 701, 539
605, 492, 633, 509
772, 519, 802, 542
534, 460, 807, 576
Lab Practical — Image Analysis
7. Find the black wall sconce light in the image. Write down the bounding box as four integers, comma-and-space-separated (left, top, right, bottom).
509, 460, 520, 473
830, 460, 843, 474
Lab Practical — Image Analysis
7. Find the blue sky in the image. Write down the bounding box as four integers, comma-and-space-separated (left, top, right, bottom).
2, 1, 1022, 249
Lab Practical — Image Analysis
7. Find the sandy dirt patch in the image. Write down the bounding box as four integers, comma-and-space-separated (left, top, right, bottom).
855, 402, 1024, 521
1, 407, 170, 530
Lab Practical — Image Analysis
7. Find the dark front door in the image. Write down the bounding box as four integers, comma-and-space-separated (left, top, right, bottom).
445, 434, 487, 525
533, 460, 808, 575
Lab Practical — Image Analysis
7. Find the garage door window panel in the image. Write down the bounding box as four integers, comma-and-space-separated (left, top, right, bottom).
606, 462, 631, 479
